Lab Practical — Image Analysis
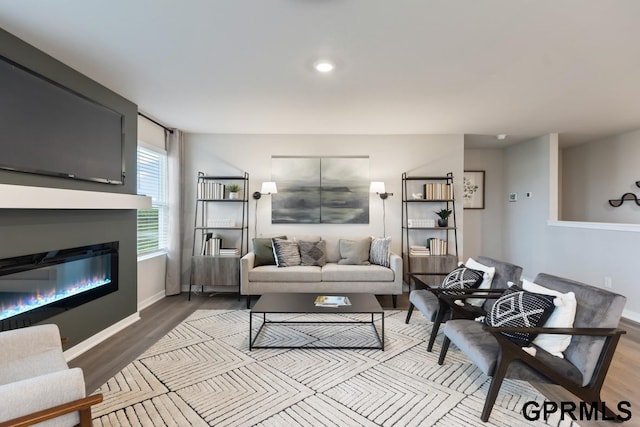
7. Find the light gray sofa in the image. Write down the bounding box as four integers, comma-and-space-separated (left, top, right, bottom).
240, 236, 403, 308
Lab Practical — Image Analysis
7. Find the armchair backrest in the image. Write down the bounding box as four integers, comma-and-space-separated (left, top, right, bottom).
0, 324, 68, 385
534, 273, 626, 387
476, 256, 523, 312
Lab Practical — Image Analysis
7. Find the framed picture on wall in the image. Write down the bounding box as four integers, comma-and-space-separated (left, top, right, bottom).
463, 170, 485, 209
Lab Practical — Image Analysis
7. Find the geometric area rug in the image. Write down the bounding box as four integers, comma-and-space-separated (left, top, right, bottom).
92, 310, 579, 427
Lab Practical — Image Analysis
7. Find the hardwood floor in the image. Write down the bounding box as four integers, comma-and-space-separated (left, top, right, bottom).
70, 293, 639, 426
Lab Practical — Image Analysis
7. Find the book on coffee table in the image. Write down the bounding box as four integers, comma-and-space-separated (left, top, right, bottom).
314, 295, 352, 307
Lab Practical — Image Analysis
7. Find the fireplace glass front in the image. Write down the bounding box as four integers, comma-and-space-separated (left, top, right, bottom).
0, 241, 118, 331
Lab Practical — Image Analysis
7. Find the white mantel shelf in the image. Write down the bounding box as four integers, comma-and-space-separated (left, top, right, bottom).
0, 184, 152, 209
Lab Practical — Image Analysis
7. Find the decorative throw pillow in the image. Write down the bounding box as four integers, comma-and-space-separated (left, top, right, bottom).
439, 265, 484, 294
299, 240, 327, 266
484, 286, 556, 347
464, 257, 495, 306
521, 278, 577, 358
252, 236, 286, 267
338, 238, 371, 265
272, 238, 301, 267
369, 236, 391, 267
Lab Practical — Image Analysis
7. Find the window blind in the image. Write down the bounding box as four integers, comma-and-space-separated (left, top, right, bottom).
137, 144, 168, 254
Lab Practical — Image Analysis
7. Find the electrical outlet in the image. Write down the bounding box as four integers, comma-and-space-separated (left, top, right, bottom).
509, 193, 517, 202
604, 277, 613, 289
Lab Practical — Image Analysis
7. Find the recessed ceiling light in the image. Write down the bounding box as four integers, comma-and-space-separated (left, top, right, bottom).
314, 60, 335, 73
497, 134, 507, 140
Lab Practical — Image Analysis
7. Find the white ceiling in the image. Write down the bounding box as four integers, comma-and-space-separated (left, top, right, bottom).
1, 0, 639, 148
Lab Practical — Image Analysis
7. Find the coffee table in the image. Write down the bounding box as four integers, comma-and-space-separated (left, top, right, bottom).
249, 293, 384, 350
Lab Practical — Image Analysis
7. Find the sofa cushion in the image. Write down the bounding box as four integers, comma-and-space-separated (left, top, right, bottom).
299, 240, 327, 266
252, 236, 286, 267
249, 265, 322, 282
272, 238, 301, 267
338, 238, 371, 265
484, 286, 556, 347
322, 263, 393, 282
369, 236, 391, 267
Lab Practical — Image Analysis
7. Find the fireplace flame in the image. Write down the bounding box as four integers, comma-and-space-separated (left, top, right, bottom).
0, 277, 111, 321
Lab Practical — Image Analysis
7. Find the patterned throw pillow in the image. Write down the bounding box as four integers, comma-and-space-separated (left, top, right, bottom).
299, 240, 327, 266
484, 286, 556, 347
369, 236, 391, 267
439, 265, 484, 294
272, 238, 301, 267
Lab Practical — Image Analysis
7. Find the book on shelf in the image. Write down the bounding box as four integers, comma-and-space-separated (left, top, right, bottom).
426, 238, 448, 256
201, 233, 222, 255
409, 245, 430, 256
314, 295, 351, 307
219, 248, 239, 256
197, 181, 226, 200
423, 183, 452, 200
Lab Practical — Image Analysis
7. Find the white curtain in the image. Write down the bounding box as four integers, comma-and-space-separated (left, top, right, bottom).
165, 129, 184, 295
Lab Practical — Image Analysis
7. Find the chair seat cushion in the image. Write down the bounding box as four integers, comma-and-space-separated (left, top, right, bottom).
444, 319, 583, 385
409, 289, 439, 322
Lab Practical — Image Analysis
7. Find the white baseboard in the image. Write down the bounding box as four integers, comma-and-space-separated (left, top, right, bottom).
622, 309, 640, 324
138, 291, 166, 311
63, 312, 140, 362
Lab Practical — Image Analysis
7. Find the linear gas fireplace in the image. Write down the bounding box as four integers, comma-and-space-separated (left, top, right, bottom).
0, 241, 118, 331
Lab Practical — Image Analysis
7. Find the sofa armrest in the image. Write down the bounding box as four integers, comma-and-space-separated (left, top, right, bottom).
389, 252, 403, 293
240, 252, 255, 295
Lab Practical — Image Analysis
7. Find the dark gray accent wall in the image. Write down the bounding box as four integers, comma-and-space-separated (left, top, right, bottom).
0, 28, 139, 348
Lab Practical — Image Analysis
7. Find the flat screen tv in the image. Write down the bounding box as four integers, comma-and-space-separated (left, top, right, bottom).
0, 55, 124, 184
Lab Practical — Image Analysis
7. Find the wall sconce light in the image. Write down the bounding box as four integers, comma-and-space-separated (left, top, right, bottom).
370, 182, 393, 237
253, 182, 277, 237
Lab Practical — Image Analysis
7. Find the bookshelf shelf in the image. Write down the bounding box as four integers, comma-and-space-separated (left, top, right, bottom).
190, 171, 249, 300
401, 172, 459, 286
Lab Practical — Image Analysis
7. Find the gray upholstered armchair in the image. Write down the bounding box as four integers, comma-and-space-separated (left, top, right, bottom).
0, 324, 103, 427
438, 273, 627, 422
406, 256, 523, 351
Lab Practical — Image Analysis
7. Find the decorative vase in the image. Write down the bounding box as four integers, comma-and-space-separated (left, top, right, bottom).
437, 218, 448, 227
229, 192, 239, 200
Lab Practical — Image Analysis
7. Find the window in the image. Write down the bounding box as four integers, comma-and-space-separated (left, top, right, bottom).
137, 143, 168, 254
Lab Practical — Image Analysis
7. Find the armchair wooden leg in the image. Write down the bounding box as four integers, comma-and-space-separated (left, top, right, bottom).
405, 303, 414, 324
246, 296, 251, 309
438, 336, 451, 365
427, 309, 447, 352
481, 352, 514, 422
79, 408, 93, 426
392, 295, 397, 308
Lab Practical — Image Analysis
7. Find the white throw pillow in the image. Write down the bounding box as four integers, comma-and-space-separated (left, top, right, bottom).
464, 258, 495, 306
519, 278, 577, 358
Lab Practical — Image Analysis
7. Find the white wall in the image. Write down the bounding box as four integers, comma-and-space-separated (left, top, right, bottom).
182, 133, 465, 285
463, 148, 505, 261
562, 129, 640, 223
504, 136, 640, 321
137, 254, 166, 309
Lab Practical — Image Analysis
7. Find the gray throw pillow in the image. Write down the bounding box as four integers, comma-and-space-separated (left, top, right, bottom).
338, 238, 371, 265
272, 238, 301, 267
369, 236, 391, 267
252, 236, 286, 267
299, 240, 327, 266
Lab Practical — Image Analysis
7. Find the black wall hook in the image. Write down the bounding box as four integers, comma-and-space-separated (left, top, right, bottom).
609, 192, 640, 207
